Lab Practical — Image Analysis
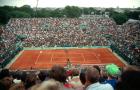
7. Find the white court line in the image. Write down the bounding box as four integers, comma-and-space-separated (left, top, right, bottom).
52, 57, 67, 58
82, 53, 86, 62
107, 48, 128, 65
6, 50, 24, 69
94, 52, 101, 63
35, 51, 42, 65
50, 52, 53, 63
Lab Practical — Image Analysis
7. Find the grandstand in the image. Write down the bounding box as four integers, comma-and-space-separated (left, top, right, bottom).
1, 0, 140, 89
0, 11, 140, 90
1, 15, 138, 70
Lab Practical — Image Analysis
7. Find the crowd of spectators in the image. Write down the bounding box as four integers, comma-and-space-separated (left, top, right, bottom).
0, 25, 21, 66
0, 13, 140, 90
7, 16, 116, 47
0, 64, 140, 90
0, 15, 139, 65
112, 19, 140, 65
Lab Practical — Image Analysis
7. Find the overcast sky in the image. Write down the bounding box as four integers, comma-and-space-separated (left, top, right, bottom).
0, 0, 140, 8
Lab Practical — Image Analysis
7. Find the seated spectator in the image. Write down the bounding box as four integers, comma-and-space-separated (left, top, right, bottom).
68, 68, 82, 89
38, 71, 47, 82
24, 73, 37, 89
0, 69, 13, 90
116, 65, 140, 90
99, 68, 108, 83
30, 79, 62, 90
49, 65, 74, 90
104, 64, 121, 89
9, 82, 25, 90
78, 68, 88, 90
85, 67, 113, 90
93, 65, 107, 83
9, 70, 28, 90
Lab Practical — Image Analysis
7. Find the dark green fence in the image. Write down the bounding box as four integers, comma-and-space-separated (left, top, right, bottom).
0, 46, 23, 68
110, 44, 132, 64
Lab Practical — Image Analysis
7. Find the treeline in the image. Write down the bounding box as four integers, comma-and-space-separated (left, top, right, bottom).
0, 5, 140, 25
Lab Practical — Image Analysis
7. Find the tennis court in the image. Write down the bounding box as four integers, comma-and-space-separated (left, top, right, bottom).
9, 48, 125, 70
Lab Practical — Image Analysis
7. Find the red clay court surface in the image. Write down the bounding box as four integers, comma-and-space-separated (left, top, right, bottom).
9, 48, 125, 70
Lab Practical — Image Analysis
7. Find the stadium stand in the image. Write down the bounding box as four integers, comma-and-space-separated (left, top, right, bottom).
0, 15, 139, 67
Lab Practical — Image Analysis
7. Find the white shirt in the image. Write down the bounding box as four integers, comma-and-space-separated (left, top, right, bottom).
86, 82, 114, 90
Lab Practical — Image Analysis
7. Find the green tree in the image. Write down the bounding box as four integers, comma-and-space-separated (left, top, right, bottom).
19, 5, 34, 16
125, 10, 140, 20
88, 7, 99, 14
105, 8, 115, 16
64, 6, 82, 18
37, 9, 51, 17
105, 8, 128, 25
111, 12, 128, 25
82, 8, 89, 15
0, 9, 10, 24
137, 7, 140, 10
9, 11, 31, 18
0, 6, 14, 12
82, 7, 99, 15
50, 9, 64, 17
